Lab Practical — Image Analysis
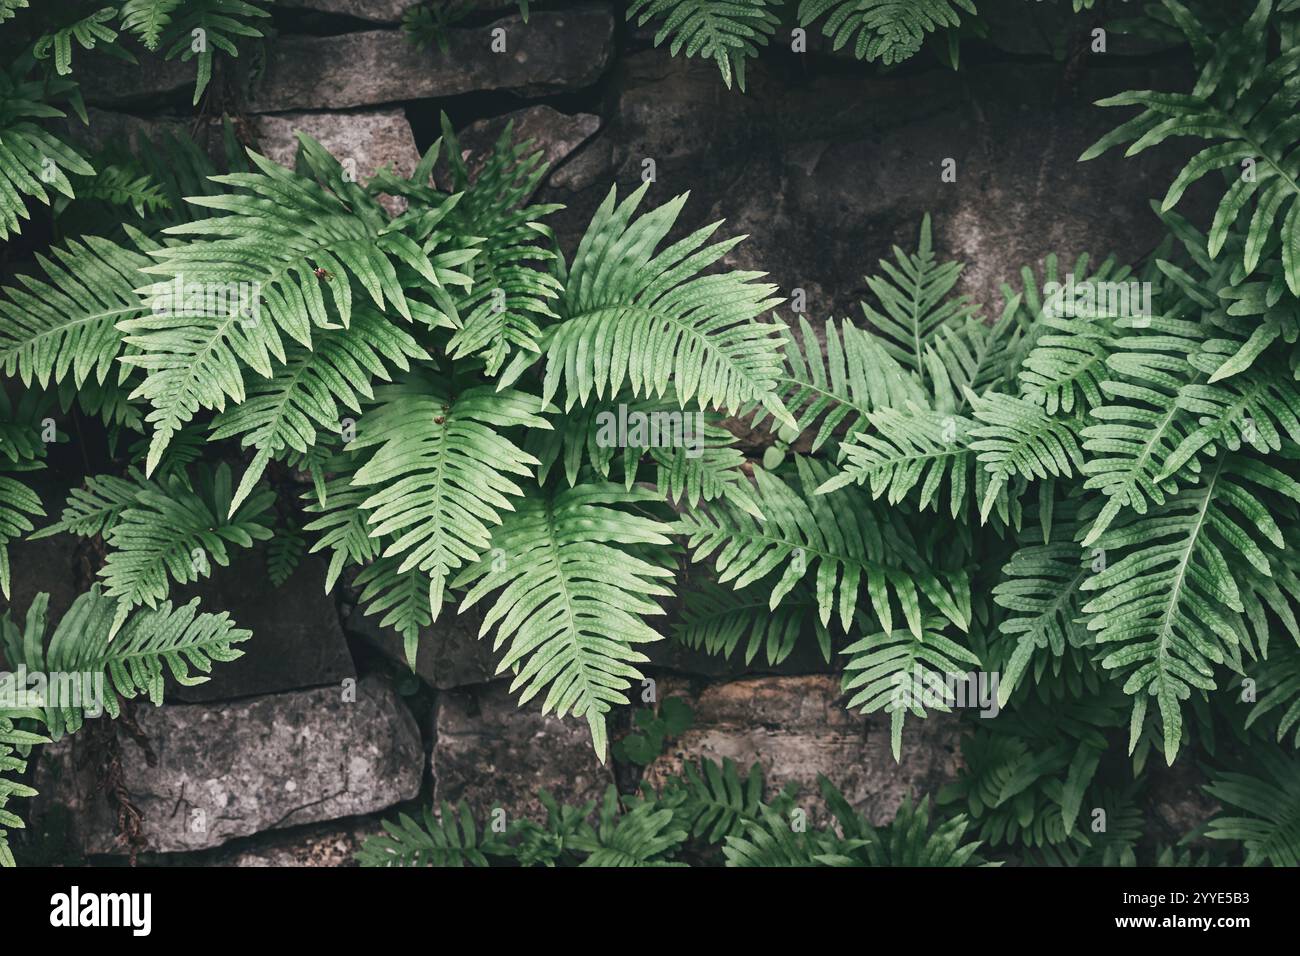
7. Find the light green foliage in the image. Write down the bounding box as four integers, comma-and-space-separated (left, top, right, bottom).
628, 0, 782, 91
798, 0, 978, 65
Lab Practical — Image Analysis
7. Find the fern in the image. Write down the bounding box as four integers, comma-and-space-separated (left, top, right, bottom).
798, 0, 978, 65
454, 484, 676, 759
1205, 746, 1300, 865
677, 455, 971, 635
1081, 0, 1300, 292
525, 182, 793, 430
627, 0, 782, 91
119, 0, 183, 50
356, 800, 505, 867
1081, 454, 1300, 763
0, 62, 95, 240
346, 379, 548, 622
33, 8, 119, 77
840, 615, 982, 760
122, 137, 468, 475
94, 462, 275, 633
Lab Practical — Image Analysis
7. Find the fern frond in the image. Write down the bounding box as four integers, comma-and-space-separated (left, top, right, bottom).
857, 213, 978, 380
572, 787, 687, 866
356, 801, 503, 867
749, 315, 926, 453
1, 586, 250, 739
98, 462, 275, 632
628, 0, 782, 91
1205, 746, 1300, 865
0, 67, 95, 240
1080, 454, 1300, 763
120, 0, 183, 50
798, 0, 978, 65
841, 615, 982, 760
0, 230, 153, 390
207, 305, 428, 513
347, 379, 548, 622
532, 182, 793, 428
454, 484, 676, 759
678, 455, 970, 634
122, 138, 463, 474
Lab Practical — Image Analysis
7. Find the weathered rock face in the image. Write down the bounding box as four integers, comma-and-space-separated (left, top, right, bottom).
542, 50, 1204, 315
642, 675, 963, 825
433, 681, 611, 820
253, 108, 421, 179
246, 10, 616, 111
167, 549, 356, 703
345, 602, 499, 690
275, 0, 414, 23
33, 674, 421, 855
435, 105, 601, 195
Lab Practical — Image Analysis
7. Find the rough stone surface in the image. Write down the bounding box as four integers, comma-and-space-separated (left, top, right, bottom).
246, 10, 616, 111
436, 105, 601, 194
539, 51, 1207, 312
168, 548, 356, 703
642, 675, 962, 825
434, 681, 612, 820
345, 601, 498, 690
275, 0, 414, 22
79, 51, 200, 108
33, 674, 422, 855
253, 108, 421, 179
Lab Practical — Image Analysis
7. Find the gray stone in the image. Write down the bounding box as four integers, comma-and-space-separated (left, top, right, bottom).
167, 547, 356, 703
345, 601, 499, 690
252, 108, 422, 213
275, 0, 414, 23
253, 108, 421, 178
33, 674, 423, 854
79, 51, 199, 108
246, 10, 616, 111
433, 681, 612, 820
642, 675, 962, 825
437, 105, 601, 194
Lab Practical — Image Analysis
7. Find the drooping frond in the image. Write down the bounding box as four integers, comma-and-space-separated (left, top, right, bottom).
96, 462, 275, 633
1081, 0, 1300, 292
531, 182, 793, 428
208, 305, 428, 512
121, 137, 468, 474
840, 615, 982, 759
0, 229, 153, 390
0, 65, 94, 240
797, 0, 978, 64
347, 379, 548, 621
678, 455, 970, 635
0, 587, 250, 739
32, 8, 119, 76
673, 581, 829, 666
454, 484, 676, 759
627, 0, 782, 91
119, 0, 184, 50
1080, 455, 1300, 763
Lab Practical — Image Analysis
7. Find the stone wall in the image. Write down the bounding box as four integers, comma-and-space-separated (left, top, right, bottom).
9, 0, 1215, 864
